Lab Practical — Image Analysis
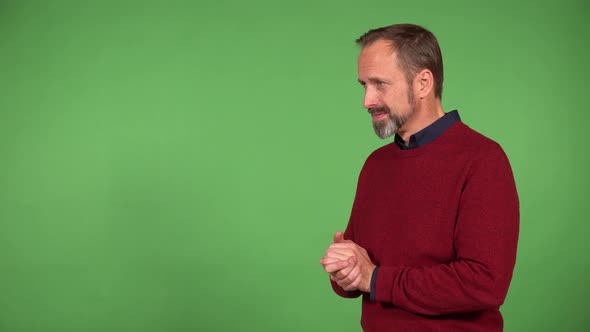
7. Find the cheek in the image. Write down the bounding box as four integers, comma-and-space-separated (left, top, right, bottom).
384, 91, 402, 107
394, 89, 411, 106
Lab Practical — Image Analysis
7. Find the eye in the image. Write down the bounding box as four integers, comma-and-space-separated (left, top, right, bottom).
377, 81, 386, 87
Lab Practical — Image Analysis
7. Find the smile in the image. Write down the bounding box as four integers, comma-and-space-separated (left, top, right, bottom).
371, 112, 388, 121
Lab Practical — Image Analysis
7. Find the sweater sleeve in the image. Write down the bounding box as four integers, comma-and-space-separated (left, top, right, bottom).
373, 143, 520, 315
329, 217, 363, 298
329, 162, 367, 299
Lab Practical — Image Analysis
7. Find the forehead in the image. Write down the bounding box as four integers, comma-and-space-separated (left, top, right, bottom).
357, 39, 400, 75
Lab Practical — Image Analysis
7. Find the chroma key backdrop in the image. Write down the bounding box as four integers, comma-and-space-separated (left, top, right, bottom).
0, 0, 588, 331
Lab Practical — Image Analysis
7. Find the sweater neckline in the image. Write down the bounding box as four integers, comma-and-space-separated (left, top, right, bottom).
386, 121, 464, 158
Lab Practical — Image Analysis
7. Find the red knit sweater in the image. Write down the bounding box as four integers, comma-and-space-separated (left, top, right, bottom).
331, 121, 519, 331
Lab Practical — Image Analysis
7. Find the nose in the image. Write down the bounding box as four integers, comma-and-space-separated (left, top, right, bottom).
363, 88, 378, 109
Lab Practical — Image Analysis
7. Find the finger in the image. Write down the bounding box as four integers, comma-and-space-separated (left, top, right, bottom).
329, 243, 357, 250
332, 256, 358, 281
329, 244, 364, 258
343, 275, 361, 291
324, 260, 349, 273
337, 256, 356, 276
343, 258, 366, 291
347, 255, 357, 266
333, 231, 345, 243
334, 256, 359, 282
326, 247, 356, 256
341, 266, 362, 291
344, 261, 361, 283
333, 264, 353, 282
320, 256, 341, 265
324, 250, 352, 261
337, 266, 360, 289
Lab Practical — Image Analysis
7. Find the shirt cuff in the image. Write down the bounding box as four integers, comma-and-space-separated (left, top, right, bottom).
370, 266, 379, 302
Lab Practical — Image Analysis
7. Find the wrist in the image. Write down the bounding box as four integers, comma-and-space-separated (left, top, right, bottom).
360, 264, 377, 293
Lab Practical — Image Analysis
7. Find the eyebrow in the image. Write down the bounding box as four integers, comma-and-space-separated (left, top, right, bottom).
358, 77, 388, 84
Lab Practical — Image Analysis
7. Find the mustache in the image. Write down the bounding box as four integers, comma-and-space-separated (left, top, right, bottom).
368, 106, 390, 115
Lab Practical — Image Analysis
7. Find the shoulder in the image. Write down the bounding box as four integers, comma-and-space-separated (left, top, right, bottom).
453, 123, 515, 181
353, 143, 397, 179
368, 142, 395, 158
454, 122, 507, 158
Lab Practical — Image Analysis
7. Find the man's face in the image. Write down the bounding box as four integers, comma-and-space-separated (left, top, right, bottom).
357, 39, 415, 139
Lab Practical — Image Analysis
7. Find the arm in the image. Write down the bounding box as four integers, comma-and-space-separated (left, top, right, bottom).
322, 156, 374, 298
373, 144, 520, 315
319, 156, 381, 295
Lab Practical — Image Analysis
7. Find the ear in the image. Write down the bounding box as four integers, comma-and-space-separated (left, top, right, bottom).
414, 69, 434, 99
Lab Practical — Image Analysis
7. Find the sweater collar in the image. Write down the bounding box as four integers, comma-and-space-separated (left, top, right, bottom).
394, 110, 461, 150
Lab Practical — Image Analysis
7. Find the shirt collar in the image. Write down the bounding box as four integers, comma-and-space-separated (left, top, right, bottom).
394, 110, 461, 150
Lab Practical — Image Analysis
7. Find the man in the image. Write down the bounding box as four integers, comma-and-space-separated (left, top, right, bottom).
320, 24, 519, 331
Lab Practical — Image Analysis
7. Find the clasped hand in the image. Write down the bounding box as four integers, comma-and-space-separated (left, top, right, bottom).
320, 231, 376, 293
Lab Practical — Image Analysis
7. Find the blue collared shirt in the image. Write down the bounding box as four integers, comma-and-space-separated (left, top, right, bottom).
393, 110, 461, 150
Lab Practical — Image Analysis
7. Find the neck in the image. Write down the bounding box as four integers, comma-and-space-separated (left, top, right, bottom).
397, 98, 444, 143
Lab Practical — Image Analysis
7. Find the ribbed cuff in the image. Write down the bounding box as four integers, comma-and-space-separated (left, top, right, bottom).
373, 265, 406, 304
369, 266, 379, 301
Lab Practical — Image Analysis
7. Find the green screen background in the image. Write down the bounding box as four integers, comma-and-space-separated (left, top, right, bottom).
1, 0, 588, 331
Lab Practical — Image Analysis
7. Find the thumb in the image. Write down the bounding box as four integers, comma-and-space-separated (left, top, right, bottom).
333, 231, 345, 243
